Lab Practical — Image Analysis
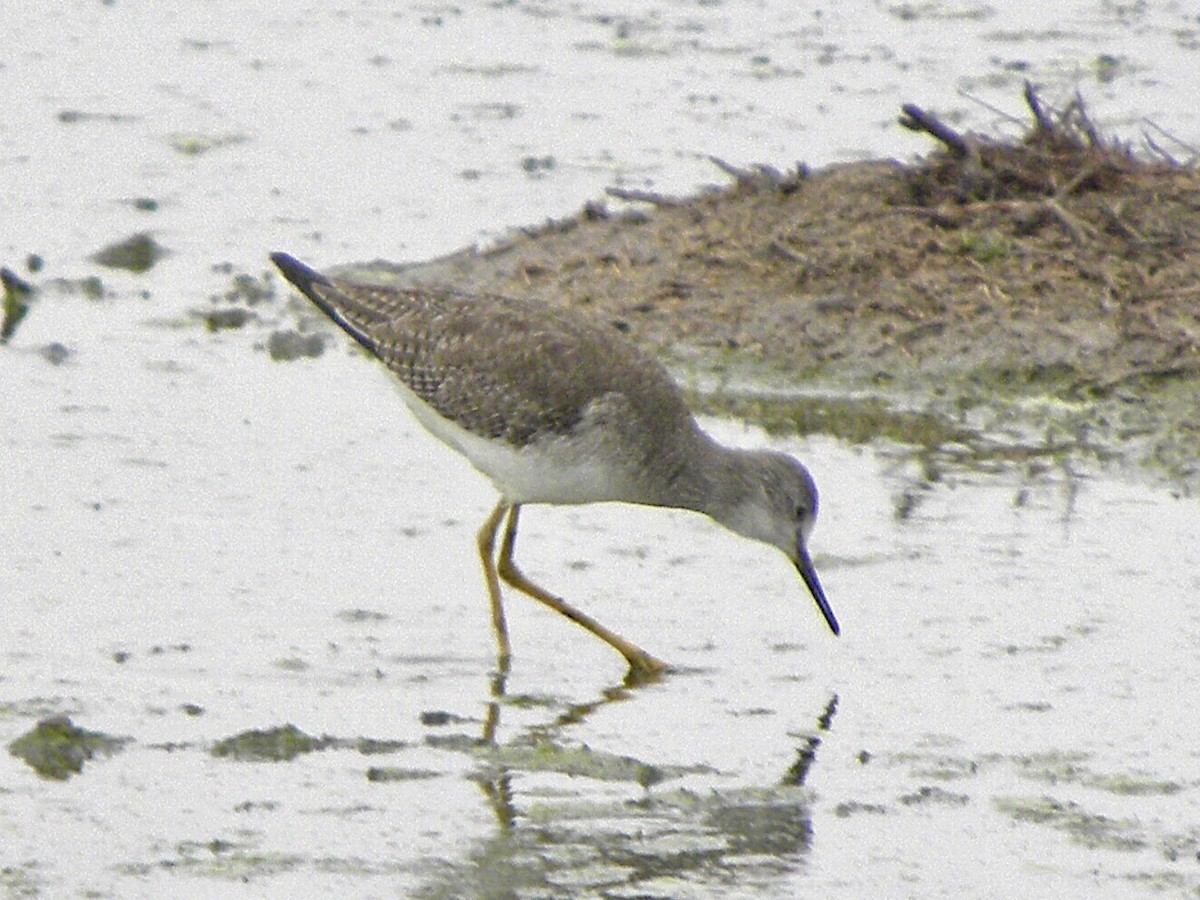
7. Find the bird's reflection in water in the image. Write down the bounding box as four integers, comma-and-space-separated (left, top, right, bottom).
476, 657, 643, 830
478, 667, 515, 829
420, 662, 842, 897
782, 693, 839, 787
472, 655, 839, 852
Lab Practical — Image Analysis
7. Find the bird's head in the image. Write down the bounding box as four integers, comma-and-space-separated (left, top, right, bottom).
716, 449, 840, 636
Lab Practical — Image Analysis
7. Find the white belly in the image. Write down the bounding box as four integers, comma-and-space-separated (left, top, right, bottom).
392, 379, 633, 506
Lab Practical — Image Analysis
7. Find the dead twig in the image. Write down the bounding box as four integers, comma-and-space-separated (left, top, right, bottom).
1065, 89, 1104, 147
958, 88, 1025, 127
707, 155, 787, 188
899, 195, 1094, 245
766, 240, 808, 266
898, 103, 972, 158
893, 205, 964, 228
1056, 163, 1101, 198
1141, 119, 1199, 165
1040, 198, 1095, 245
1099, 202, 1146, 244
1142, 132, 1180, 166
605, 186, 683, 207
1023, 80, 1054, 133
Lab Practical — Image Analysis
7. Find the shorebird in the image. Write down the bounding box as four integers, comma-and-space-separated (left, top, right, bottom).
271, 252, 838, 678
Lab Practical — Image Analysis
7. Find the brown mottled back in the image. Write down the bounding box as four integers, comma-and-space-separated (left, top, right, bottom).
272, 254, 691, 450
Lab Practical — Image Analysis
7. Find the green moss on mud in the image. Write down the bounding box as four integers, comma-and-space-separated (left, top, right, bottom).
8, 716, 131, 780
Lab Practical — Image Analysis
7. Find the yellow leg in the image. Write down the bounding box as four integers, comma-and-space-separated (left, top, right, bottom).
495, 505, 667, 679
476, 501, 513, 668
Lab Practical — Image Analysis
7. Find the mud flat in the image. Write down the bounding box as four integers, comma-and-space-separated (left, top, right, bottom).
323, 88, 1200, 490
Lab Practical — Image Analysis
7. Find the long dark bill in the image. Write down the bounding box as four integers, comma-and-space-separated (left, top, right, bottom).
795, 546, 840, 636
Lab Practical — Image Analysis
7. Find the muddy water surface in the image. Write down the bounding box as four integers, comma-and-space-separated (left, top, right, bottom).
5, 319, 1197, 897
3, 1, 1199, 897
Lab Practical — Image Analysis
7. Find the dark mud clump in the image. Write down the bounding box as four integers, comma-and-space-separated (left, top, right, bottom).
91, 231, 169, 273
266, 329, 326, 361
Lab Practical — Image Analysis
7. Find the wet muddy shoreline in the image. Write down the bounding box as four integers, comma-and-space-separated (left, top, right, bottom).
5, 3, 1200, 896
284, 90, 1199, 492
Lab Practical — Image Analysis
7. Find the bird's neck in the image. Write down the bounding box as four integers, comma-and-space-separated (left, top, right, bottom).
645, 431, 750, 520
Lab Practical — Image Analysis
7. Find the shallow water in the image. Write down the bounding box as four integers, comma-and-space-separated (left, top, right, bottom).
3, 1, 1200, 897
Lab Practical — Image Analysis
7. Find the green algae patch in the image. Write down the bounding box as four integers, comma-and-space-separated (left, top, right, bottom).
0, 697, 79, 721
479, 742, 671, 785
8, 715, 132, 780
994, 795, 1147, 851
366, 766, 441, 782
118, 840, 305, 881
1, 267, 35, 343
117, 841, 401, 883
898, 785, 970, 807
1085, 772, 1183, 797
201, 306, 257, 332
891, 750, 980, 782
691, 387, 973, 451
497, 691, 563, 710
0, 862, 44, 897
221, 270, 276, 306
210, 725, 409, 762
45, 274, 105, 299
1009, 751, 1182, 796
167, 132, 249, 156
413, 785, 815, 898
210, 724, 324, 762
353, 736, 410, 754
266, 329, 326, 361
425, 729, 701, 786
442, 736, 709, 788
833, 800, 890, 817
91, 232, 169, 273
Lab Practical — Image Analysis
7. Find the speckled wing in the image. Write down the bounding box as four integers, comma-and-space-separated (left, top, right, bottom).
270, 252, 689, 450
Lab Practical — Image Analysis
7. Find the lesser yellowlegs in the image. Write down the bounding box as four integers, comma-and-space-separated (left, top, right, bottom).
271, 252, 839, 677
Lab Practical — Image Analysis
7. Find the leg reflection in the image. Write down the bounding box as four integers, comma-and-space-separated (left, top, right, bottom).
781, 692, 839, 787
479, 666, 516, 830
